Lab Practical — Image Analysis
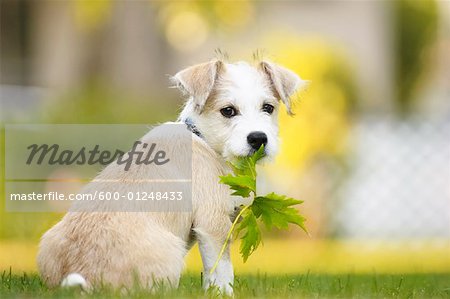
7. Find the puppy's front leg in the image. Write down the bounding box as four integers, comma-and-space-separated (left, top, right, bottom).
194, 214, 233, 295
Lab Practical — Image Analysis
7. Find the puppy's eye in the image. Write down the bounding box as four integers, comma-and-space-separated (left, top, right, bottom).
262, 104, 275, 114
220, 106, 237, 118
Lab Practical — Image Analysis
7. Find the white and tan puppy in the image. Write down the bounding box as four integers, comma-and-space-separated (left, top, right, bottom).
37, 58, 304, 295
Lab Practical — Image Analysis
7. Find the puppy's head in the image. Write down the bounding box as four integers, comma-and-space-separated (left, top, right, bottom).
173, 59, 304, 160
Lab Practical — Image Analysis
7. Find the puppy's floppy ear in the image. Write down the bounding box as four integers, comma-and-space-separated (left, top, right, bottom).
172, 60, 224, 112
260, 61, 305, 114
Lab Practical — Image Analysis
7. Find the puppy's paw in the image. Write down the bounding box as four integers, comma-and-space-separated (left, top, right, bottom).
205, 279, 233, 297
204, 268, 234, 296
221, 283, 234, 296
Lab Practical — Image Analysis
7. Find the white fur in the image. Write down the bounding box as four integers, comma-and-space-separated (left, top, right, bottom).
38, 59, 302, 296
195, 227, 234, 295
179, 62, 280, 160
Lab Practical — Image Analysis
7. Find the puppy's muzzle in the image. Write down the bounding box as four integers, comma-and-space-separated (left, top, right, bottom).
247, 131, 268, 151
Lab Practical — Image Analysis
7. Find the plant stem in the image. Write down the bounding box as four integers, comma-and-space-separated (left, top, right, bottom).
209, 204, 250, 275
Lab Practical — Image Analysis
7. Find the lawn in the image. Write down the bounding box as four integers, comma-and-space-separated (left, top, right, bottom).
1, 239, 449, 298
2, 239, 450, 274
1, 271, 449, 299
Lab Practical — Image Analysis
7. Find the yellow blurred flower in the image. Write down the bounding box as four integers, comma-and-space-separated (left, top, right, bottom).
155, 0, 255, 52
213, 0, 254, 31
261, 33, 356, 176
74, 0, 111, 32
165, 10, 209, 52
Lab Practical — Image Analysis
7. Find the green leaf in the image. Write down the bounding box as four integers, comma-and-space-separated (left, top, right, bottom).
218, 146, 264, 198
228, 145, 265, 179
234, 209, 261, 262
219, 174, 255, 197
253, 193, 307, 233
217, 145, 308, 263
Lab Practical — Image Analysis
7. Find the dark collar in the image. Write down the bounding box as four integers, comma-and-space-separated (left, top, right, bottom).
184, 118, 202, 138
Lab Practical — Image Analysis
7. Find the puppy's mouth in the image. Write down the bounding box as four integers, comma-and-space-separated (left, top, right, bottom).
223, 145, 269, 161
247, 149, 257, 156
247, 147, 267, 157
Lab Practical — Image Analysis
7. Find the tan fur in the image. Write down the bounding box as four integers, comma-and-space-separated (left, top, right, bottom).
260, 61, 302, 114
37, 128, 234, 290
173, 60, 224, 112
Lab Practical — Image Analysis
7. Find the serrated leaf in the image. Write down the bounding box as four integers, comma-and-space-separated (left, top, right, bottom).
253, 193, 307, 232
216, 145, 308, 264
234, 210, 261, 262
219, 174, 255, 197
219, 174, 255, 191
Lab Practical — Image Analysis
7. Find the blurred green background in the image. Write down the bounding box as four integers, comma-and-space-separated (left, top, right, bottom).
0, 0, 449, 274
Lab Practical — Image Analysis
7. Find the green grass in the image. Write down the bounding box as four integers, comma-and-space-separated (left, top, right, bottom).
1, 271, 449, 298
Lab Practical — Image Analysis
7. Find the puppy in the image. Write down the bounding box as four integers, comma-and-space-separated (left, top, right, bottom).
37, 59, 303, 295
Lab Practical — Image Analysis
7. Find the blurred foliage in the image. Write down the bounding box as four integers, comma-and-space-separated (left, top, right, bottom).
0, 82, 179, 240
71, 0, 256, 51
43, 83, 177, 124
262, 34, 357, 179
74, 0, 112, 32
394, 0, 438, 116
154, 0, 255, 52
0, 127, 61, 240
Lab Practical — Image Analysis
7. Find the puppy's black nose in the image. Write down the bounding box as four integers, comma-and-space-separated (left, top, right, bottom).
247, 131, 268, 150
